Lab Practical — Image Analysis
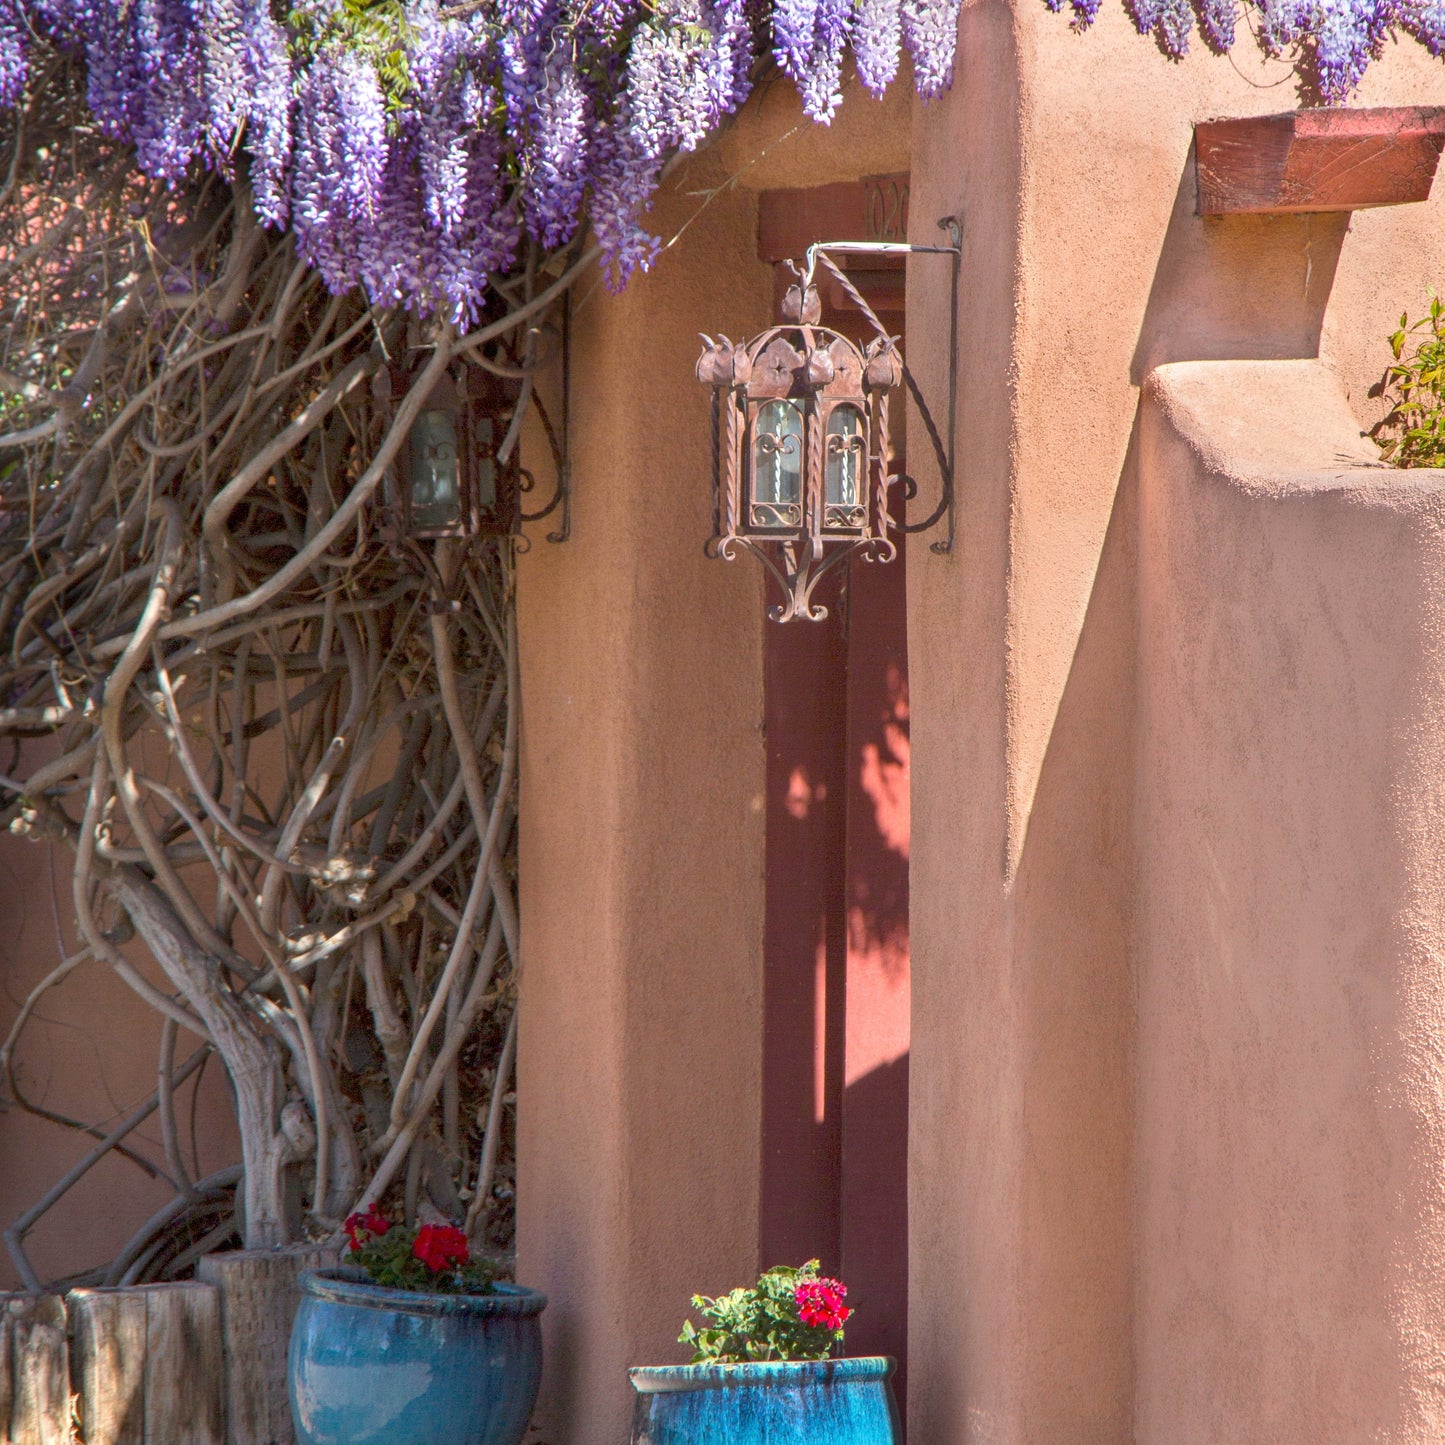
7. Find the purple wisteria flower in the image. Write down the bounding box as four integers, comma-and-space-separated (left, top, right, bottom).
0, 0, 26, 107
1403, 0, 1445, 54
1310, 0, 1393, 101
129, 0, 207, 180
771, 0, 818, 82
8, 0, 1441, 321
245, 1, 292, 227
901, 0, 962, 96
193, 0, 248, 156
797, 0, 850, 119
525, 50, 591, 247
1196, 0, 1238, 53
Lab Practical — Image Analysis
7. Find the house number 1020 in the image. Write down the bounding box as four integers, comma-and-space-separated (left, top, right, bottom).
865, 176, 910, 242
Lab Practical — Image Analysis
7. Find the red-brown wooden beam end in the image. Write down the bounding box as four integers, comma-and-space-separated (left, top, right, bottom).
1195, 106, 1445, 216
758, 174, 911, 261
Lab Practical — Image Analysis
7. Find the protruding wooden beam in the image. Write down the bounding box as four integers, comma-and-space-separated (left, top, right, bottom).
1195, 106, 1445, 216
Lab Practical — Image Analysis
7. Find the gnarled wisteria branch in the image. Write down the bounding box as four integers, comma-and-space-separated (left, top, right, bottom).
0, 70, 539, 1287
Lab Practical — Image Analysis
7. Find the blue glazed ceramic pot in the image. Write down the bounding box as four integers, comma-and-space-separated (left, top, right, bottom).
628, 1357, 900, 1445
288, 1268, 546, 1445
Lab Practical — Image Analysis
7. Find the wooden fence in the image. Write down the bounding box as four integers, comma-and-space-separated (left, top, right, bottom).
0, 1246, 336, 1445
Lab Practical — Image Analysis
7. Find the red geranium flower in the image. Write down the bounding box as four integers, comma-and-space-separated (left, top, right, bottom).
413, 1223, 470, 1273
343, 1204, 391, 1251
794, 1277, 852, 1331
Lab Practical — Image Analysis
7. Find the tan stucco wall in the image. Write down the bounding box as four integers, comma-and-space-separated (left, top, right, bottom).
514, 78, 913, 1445
0, 832, 238, 1289
904, 2, 1445, 1441
1138, 359, 1445, 1442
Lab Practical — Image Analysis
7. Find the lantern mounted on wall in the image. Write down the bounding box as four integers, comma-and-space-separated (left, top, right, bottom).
375, 306, 573, 549
697, 218, 960, 622
379, 359, 522, 540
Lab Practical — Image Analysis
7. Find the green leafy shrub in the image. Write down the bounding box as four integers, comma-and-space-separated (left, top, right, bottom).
678, 1260, 853, 1364
1370, 298, 1445, 469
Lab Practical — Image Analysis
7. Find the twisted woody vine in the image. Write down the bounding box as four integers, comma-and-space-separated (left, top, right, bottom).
0, 0, 1438, 1291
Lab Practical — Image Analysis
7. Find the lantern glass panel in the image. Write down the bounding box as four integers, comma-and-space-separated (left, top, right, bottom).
751, 399, 803, 527
825, 404, 866, 509
476, 416, 497, 511
410, 408, 462, 530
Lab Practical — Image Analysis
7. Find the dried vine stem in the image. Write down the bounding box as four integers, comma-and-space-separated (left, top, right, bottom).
0, 58, 552, 1287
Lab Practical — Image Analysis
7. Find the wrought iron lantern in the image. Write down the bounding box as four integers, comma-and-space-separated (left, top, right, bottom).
698, 224, 960, 622
698, 280, 902, 622
380, 358, 523, 541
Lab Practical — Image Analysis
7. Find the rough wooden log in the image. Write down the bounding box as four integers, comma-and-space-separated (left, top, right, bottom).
143, 1281, 223, 1445
197, 1246, 338, 1445
2, 1293, 70, 1445
67, 1283, 223, 1445
68, 1288, 146, 1445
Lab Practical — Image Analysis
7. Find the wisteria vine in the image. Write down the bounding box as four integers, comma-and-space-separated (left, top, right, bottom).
0, 0, 1435, 325
1050, 0, 1445, 100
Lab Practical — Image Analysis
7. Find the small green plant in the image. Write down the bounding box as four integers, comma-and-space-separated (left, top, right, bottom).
1370, 298, 1445, 469
342, 1206, 496, 1295
678, 1260, 853, 1364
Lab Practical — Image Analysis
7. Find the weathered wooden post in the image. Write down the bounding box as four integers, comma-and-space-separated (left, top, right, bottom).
67, 1281, 223, 1445
197, 1246, 338, 1445
1, 1293, 70, 1445
69, 1288, 145, 1444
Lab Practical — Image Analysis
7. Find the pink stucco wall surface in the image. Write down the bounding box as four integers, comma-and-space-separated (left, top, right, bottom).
1137, 360, 1445, 1441
903, 2, 1445, 1442
0, 832, 239, 1289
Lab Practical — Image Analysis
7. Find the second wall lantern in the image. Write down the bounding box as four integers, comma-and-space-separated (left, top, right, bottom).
382, 358, 523, 541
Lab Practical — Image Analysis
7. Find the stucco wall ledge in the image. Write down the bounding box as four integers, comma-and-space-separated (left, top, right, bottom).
1141, 357, 1445, 504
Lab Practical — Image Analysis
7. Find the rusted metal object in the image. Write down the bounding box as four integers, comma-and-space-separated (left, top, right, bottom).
698, 283, 902, 623
376, 359, 523, 541
1195, 106, 1445, 216
699, 223, 960, 622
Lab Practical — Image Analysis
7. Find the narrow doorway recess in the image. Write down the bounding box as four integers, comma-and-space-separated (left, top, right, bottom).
756, 176, 911, 1423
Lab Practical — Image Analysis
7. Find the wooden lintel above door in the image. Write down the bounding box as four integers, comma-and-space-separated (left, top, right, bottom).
758, 174, 911, 263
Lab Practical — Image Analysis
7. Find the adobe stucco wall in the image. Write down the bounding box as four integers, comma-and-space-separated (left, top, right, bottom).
513, 78, 912, 1445
904, 2, 1445, 1442
0, 832, 239, 1289
1137, 360, 1445, 1442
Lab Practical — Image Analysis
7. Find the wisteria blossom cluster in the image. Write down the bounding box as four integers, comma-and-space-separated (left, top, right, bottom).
0, 0, 1440, 324
1046, 0, 1445, 101
0, 0, 967, 324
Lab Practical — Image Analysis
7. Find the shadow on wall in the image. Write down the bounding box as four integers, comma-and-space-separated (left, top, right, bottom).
991, 140, 1382, 1436
1004, 422, 1140, 1437
1130, 147, 1349, 383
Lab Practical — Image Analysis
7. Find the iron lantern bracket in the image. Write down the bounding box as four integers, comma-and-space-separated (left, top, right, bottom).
801, 216, 961, 555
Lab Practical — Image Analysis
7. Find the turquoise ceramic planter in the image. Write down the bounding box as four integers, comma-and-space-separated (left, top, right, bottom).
288, 1268, 546, 1445
628, 1357, 900, 1445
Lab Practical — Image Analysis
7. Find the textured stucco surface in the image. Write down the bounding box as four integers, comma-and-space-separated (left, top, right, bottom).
514, 81, 911, 1445
1137, 360, 1445, 1442
0, 832, 240, 1289
904, 2, 1445, 1442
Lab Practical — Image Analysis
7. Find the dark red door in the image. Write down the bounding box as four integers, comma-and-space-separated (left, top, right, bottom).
756, 177, 911, 1422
